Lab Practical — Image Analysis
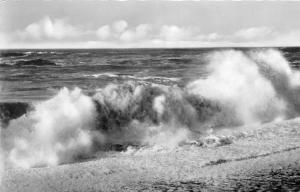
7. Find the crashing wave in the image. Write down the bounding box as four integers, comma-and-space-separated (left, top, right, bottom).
2, 48, 300, 168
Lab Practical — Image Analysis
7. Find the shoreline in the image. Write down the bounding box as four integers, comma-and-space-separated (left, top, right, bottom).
2, 118, 300, 191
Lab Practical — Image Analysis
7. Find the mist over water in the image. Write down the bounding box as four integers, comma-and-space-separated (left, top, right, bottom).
1, 48, 300, 168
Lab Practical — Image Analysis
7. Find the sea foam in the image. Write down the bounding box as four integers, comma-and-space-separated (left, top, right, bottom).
4, 88, 100, 168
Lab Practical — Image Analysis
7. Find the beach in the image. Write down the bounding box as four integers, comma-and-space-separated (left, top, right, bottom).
2, 117, 300, 192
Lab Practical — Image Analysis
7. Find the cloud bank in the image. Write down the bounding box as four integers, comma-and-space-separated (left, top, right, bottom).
1, 16, 300, 48
17, 17, 80, 40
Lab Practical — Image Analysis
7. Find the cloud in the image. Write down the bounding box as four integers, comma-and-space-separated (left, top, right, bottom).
120, 24, 151, 42
112, 20, 128, 33
230, 27, 300, 46
160, 25, 191, 41
119, 30, 134, 42
96, 25, 111, 40
19, 17, 79, 40
135, 24, 151, 39
3, 17, 300, 48
197, 33, 221, 41
96, 22, 151, 42
234, 27, 274, 40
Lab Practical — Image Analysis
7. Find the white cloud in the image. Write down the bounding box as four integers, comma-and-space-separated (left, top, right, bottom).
96, 25, 111, 40
197, 33, 221, 41
206, 33, 220, 41
160, 25, 191, 41
234, 27, 274, 40
3, 17, 300, 48
120, 30, 134, 42
95, 21, 151, 42
120, 24, 151, 42
25, 23, 42, 39
20, 17, 79, 40
135, 24, 151, 39
112, 20, 128, 33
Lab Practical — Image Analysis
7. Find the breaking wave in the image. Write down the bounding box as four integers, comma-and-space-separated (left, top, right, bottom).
2, 48, 300, 168
83, 73, 180, 82
83, 72, 119, 78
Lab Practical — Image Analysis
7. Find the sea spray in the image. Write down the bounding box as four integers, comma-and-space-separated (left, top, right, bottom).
5, 88, 99, 168
187, 49, 288, 124
250, 49, 300, 118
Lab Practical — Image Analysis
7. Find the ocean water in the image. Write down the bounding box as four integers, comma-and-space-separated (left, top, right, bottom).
1, 48, 300, 191
1, 47, 300, 169
0, 48, 211, 102
1, 47, 299, 102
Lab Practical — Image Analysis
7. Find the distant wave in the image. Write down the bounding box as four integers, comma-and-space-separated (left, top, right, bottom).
0, 52, 26, 57
123, 75, 180, 82
24, 51, 56, 56
15, 59, 56, 67
83, 73, 119, 78
0, 51, 48, 58
83, 73, 180, 82
3, 48, 300, 168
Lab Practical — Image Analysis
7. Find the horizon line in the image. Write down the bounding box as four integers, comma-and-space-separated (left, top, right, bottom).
1, 45, 300, 50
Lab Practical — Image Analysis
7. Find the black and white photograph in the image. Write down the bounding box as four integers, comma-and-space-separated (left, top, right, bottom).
0, 0, 300, 191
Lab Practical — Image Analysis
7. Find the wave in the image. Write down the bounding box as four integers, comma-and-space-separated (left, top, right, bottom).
15, 59, 56, 67
122, 75, 180, 82
0, 52, 26, 58
2, 48, 300, 168
84, 73, 180, 82
83, 73, 119, 78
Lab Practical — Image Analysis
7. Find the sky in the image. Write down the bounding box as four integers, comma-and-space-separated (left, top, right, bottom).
1, 0, 300, 49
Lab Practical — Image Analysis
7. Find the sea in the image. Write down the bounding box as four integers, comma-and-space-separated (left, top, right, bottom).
1, 47, 300, 191
0, 48, 212, 102
1, 47, 299, 102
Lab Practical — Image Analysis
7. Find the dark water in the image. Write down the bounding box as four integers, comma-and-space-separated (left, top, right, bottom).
0, 48, 208, 102
1, 47, 300, 102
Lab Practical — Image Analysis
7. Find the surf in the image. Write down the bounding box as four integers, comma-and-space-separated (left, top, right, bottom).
2, 48, 300, 168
